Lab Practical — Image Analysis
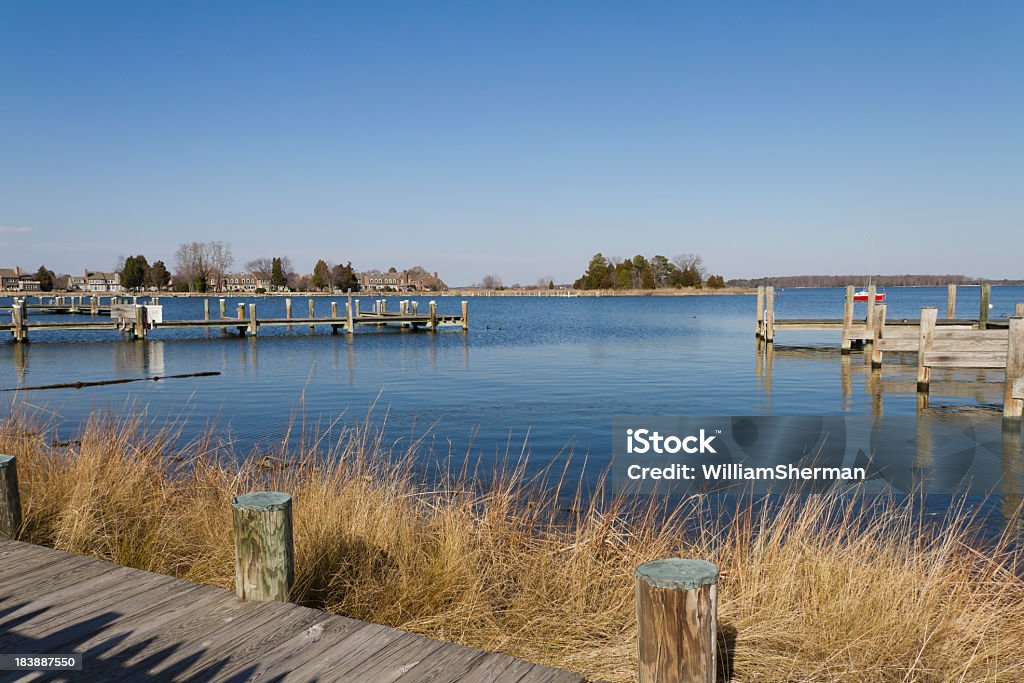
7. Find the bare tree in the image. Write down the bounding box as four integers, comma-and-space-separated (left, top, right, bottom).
481, 274, 503, 289
175, 241, 233, 292
246, 256, 293, 281
672, 253, 706, 279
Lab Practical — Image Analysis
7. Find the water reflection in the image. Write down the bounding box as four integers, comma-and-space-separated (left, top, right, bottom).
113, 340, 165, 375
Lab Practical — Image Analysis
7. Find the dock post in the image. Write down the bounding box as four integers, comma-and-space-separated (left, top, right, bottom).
917, 307, 938, 392
12, 301, 25, 343
231, 492, 294, 603
91, 296, 98, 315
133, 304, 148, 340
635, 558, 718, 683
462, 300, 469, 331
980, 284, 991, 330
865, 284, 877, 341
204, 299, 210, 321
220, 298, 227, 333
755, 286, 765, 338
381, 299, 387, 314
354, 299, 360, 321
249, 304, 258, 336
0, 455, 23, 539
871, 304, 886, 368
841, 286, 854, 354
947, 284, 957, 319
237, 303, 245, 321
1004, 316, 1023, 418
764, 286, 774, 343
346, 301, 354, 334
308, 298, 315, 333
429, 301, 438, 332
1017, 303, 1024, 317
412, 300, 419, 315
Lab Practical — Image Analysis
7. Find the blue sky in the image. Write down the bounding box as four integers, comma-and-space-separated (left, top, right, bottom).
1, 1, 1021, 285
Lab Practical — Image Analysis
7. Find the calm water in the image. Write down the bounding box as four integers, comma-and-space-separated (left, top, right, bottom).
2, 286, 1023, 528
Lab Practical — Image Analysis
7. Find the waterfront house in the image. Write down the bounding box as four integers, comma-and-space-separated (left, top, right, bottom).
221, 273, 271, 292
68, 269, 123, 292
359, 269, 448, 292
0, 267, 41, 291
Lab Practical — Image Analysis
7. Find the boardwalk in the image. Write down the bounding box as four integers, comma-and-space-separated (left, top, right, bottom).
0, 540, 585, 682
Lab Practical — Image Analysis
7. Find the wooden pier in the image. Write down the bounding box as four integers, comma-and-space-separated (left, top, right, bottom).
0, 539, 583, 682
754, 284, 1024, 417
1, 297, 468, 343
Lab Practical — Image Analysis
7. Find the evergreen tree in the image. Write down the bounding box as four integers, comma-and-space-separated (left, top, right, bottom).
330, 261, 360, 291
548, 280, 554, 289
311, 259, 331, 291
271, 258, 288, 289
614, 260, 634, 289
35, 265, 56, 292
146, 260, 171, 290
121, 255, 150, 290
577, 253, 609, 289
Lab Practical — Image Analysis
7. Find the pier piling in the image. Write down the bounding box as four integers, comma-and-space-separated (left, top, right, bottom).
947, 284, 957, 319
917, 307, 938, 392
980, 284, 991, 330
0, 455, 22, 539
231, 492, 294, 602
1005, 316, 1024, 418
635, 558, 718, 683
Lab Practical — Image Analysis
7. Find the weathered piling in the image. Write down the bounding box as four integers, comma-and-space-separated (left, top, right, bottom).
0, 455, 22, 539
1005, 316, 1024, 418
947, 283, 957, 319
308, 298, 315, 332
980, 284, 991, 330
635, 558, 718, 683
462, 300, 469, 331
346, 302, 354, 334
237, 303, 245, 322
755, 285, 765, 338
871, 304, 887, 368
764, 286, 775, 342
865, 284, 877, 341
917, 307, 938, 392
231, 492, 294, 602
841, 286, 855, 354
248, 304, 258, 336
204, 299, 210, 321
132, 304, 148, 340
429, 300, 438, 331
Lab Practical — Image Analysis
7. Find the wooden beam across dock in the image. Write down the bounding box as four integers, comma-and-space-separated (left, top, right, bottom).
0, 539, 583, 682
0, 300, 468, 343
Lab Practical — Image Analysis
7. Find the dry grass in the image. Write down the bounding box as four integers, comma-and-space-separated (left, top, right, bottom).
2, 411, 1023, 682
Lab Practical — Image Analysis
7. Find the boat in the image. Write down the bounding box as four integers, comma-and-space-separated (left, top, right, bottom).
853, 289, 885, 302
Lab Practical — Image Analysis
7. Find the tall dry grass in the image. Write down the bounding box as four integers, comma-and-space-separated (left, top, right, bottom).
1, 411, 1023, 682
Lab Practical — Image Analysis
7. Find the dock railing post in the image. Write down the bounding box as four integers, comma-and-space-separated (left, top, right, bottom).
980, 284, 991, 330
764, 286, 775, 343
462, 300, 468, 331
636, 558, 718, 683
917, 307, 938, 392
755, 286, 765, 338
871, 304, 887, 368
1004, 316, 1023, 418
429, 301, 438, 332
0, 455, 23, 539
841, 286, 854, 354
248, 304, 257, 336
231, 492, 294, 602
947, 283, 957, 319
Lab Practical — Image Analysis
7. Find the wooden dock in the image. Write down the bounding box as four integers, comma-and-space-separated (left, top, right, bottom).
0, 539, 584, 682
754, 284, 1024, 417
1, 297, 468, 343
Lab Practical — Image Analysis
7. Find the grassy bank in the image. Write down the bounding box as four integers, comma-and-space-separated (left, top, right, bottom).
2, 412, 1022, 682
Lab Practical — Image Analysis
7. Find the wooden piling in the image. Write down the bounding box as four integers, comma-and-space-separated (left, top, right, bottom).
1004, 316, 1023, 418
220, 298, 227, 319
1018, 303, 1024, 317
947, 284, 957, 319
429, 301, 438, 332
865, 284, 877, 341
0, 455, 22, 539
249, 304, 258, 336
871, 304, 886, 368
841, 286, 854, 354
411, 301, 419, 315
231, 492, 294, 602
204, 299, 210, 321
635, 558, 718, 683
755, 286, 765, 338
237, 303, 245, 321
346, 302, 354, 334
308, 298, 315, 333
354, 299, 360, 320
764, 286, 775, 342
917, 307, 938, 392
980, 284, 991, 330
462, 300, 469, 331
133, 304, 148, 340
12, 301, 25, 343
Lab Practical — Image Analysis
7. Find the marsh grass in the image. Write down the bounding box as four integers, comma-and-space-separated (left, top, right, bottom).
2, 410, 1023, 682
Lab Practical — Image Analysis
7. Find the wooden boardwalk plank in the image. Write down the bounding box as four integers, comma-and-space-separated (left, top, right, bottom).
0, 540, 583, 683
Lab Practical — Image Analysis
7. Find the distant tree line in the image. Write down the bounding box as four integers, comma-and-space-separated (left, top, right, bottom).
573, 253, 727, 290
726, 274, 1024, 288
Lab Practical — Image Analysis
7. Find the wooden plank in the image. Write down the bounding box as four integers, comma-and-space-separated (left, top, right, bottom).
279, 623, 412, 680
332, 631, 450, 681
934, 329, 1008, 341
1013, 378, 1024, 400
932, 339, 1008, 353
923, 351, 1007, 369
876, 339, 919, 352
